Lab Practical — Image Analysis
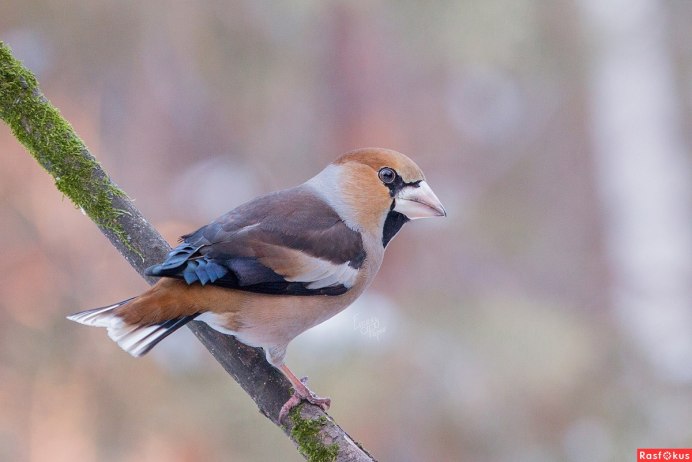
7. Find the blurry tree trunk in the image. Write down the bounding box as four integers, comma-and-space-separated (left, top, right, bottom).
0, 41, 375, 462
578, 1, 692, 381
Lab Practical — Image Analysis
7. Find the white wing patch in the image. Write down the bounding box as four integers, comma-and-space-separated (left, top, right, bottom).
304, 261, 358, 289
285, 255, 358, 289
260, 245, 358, 290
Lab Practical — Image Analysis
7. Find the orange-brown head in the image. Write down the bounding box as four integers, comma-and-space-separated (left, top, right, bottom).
308, 148, 446, 246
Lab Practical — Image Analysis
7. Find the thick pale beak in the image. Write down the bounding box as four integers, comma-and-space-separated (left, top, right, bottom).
394, 181, 447, 220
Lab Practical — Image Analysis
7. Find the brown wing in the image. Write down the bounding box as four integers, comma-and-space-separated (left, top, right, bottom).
145, 185, 366, 296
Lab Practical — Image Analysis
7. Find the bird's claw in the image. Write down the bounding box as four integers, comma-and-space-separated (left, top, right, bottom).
278, 376, 331, 423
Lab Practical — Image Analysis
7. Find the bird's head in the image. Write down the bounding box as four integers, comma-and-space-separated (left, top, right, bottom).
309, 148, 446, 247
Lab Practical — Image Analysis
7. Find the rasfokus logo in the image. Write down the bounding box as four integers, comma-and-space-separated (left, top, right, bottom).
638, 449, 692, 461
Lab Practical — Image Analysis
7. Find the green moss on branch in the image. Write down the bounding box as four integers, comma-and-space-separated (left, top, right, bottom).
290, 408, 339, 462
0, 41, 137, 256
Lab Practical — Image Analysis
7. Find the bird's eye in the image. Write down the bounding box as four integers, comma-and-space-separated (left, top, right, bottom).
378, 167, 396, 185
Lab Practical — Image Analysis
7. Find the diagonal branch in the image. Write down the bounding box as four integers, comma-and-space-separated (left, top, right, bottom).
0, 41, 375, 462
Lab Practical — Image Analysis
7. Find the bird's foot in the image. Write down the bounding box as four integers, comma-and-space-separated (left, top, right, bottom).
279, 376, 331, 423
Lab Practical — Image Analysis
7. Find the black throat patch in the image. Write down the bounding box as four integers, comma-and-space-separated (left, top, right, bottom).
382, 210, 410, 247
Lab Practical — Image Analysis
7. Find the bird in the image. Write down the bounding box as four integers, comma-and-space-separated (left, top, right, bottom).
67, 147, 446, 421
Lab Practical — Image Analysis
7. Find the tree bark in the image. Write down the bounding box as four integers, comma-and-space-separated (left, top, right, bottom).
0, 41, 375, 462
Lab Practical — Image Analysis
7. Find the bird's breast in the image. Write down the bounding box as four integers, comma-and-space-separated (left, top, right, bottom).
198, 232, 386, 349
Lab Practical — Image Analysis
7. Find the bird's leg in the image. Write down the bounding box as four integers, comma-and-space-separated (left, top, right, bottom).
278, 363, 331, 422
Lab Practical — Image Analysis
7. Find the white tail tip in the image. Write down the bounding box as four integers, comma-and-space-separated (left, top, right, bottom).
67, 299, 194, 357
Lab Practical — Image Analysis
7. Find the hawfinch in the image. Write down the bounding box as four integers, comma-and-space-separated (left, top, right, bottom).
68, 148, 446, 420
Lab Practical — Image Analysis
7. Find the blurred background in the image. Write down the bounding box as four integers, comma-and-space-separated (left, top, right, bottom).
1, 1, 691, 461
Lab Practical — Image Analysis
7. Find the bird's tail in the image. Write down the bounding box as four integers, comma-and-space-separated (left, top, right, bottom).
67, 298, 197, 357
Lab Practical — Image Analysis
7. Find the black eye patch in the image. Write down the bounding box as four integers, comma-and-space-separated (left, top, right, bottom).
384, 175, 420, 197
